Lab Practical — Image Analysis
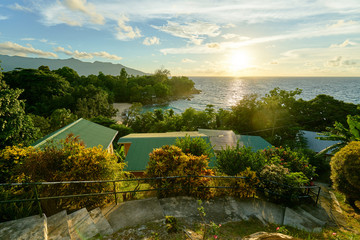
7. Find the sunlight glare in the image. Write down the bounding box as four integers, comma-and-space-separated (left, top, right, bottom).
228, 50, 251, 75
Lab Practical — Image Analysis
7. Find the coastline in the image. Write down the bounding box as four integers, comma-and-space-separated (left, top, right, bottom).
113, 103, 132, 123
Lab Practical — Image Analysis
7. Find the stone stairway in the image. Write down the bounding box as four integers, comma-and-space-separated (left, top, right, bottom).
0, 207, 114, 240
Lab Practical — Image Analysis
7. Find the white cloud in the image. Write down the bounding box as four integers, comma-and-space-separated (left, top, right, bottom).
9, 3, 32, 12
0, 42, 57, 58
63, 0, 105, 25
116, 16, 141, 40
54, 46, 122, 60
330, 39, 357, 48
0, 15, 8, 20
92, 51, 123, 60
152, 21, 220, 45
21, 38, 36, 41
182, 58, 195, 63
160, 20, 360, 55
143, 36, 160, 46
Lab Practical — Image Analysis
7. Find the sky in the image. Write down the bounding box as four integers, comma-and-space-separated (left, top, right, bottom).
0, 0, 359, 76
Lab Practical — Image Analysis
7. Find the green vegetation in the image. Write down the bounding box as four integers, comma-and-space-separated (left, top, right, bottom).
123, 89, 359, 148
0, 135, 125, 218
331, 141, 360, 212
0, 65, 197, 145
145, 144, 214, 199
318, 113, 360, 154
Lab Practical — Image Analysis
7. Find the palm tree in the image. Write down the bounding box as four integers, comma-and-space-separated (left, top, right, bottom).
317, 114, 360, 155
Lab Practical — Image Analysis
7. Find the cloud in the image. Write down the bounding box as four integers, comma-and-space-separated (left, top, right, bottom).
0, 15, 8, 20
9, 3, 32, 12
116, 16, 141, 40
152, 21, 220, 45
143, 36, 160, 46
328, 19, 357, 29
342, 59, 358, 66
330, 39, 357, 48
0, 41, 57, 58
63, 0, 105, 25
182, 58, 195, 63
92, 51, 123, 60
54, 46, 122, 60
160, 20, 360, 55
325, 56, 342, 67
21, 38, 36, 41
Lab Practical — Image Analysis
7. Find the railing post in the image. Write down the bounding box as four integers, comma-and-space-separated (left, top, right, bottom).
113, 182, 118, 205
315, 186, 321, 205
33, 184, 43, 216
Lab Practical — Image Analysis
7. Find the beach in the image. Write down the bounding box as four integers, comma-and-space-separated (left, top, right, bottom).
113, 103, 132, 123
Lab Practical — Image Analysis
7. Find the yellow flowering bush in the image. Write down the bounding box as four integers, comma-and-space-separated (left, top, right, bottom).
145, 145, 214, 199
1, 135, 125, 215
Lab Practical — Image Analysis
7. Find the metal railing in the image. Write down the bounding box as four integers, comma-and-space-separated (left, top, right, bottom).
0, 175, 321, 216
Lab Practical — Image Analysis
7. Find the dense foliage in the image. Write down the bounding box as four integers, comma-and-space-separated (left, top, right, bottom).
0, 76, 39, 149
317, 113, 360, 154
330, 141, 360, 211
216, 145, 265, 175
259, 164, 309, 203
2, 66, 197, 119
175, 135, 213, 157
123, 89, 359, 147
145, 145, 214, 199
0, 135, 125, 216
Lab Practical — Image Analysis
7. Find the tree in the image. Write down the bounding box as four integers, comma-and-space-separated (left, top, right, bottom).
330, 141, 360, 212
0, 73, 39, 148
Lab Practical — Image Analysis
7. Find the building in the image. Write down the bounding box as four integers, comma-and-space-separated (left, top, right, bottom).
198, 129, 272, 152
32, 118, 118, 153
300, 130, 340, 154
118, 129, 272, 174
117, 132, 215, 174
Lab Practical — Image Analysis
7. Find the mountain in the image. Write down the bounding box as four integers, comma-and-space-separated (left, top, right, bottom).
0, 55, 147, 76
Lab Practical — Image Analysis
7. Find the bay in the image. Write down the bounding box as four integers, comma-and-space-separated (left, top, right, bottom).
143, 76, 360, 113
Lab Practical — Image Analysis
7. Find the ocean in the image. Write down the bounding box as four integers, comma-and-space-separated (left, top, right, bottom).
143, 77, 360, 113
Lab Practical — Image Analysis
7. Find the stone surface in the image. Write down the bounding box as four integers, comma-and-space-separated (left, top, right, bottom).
68, 208, 100, 240
226, 197, 285, 225
159, 196, 199, 219
243, 231, 296, 240
283, 207, 321, 232
103, 197, 164, 232
47, 210, 71, 240
89, 207, 113, 236
0, 214, 47, 240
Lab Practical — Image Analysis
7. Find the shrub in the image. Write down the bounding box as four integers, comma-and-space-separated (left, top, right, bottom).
0, 144, 34, 183
261, 146, 317, 180
216, 145, 265, 176
330, 141, 360, 209
175, 135, 213, 157
3, 135, 125, 215
145, 145, 214, 199
258, 164, 309, 203
214, 168, 259, 198
297, 148, 329, 175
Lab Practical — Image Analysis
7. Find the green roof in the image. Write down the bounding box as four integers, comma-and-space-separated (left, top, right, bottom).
32, 118, 118, 149
118, 132, 216, 171
236, 135, 273, 151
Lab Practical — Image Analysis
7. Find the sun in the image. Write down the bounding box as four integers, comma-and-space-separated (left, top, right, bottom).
227, 50, 251, 74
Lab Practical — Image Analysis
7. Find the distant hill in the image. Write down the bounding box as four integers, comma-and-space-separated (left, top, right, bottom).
0, 55, 147, 76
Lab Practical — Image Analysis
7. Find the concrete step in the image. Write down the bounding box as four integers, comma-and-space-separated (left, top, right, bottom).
0, 214, 47, 240
89, 208, 113, 236
47, 210, 71, 240
67, 208, 100, 240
